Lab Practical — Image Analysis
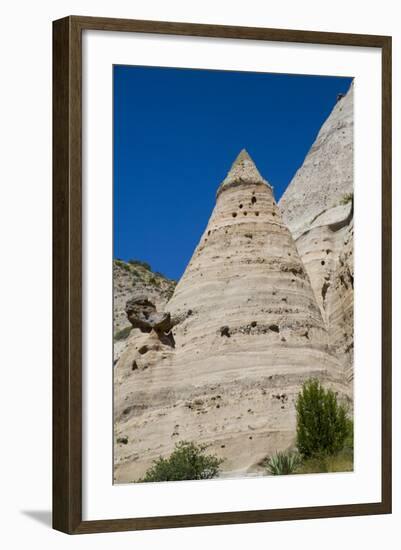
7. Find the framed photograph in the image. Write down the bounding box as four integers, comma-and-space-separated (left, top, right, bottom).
53, 16, 392, 534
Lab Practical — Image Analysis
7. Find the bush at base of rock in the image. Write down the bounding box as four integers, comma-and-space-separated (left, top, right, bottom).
296, 378, 350, 458
139, 441, 224, 482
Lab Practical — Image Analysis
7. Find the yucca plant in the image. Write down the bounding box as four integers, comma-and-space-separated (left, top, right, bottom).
265, 451, 302, 475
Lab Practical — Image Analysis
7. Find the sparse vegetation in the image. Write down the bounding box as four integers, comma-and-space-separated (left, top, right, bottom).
155, 271, 168, 280
340, 192, 353, 205
139, 441, 223, 482
295, 447, 353, 474
296, 378, 350, 458
164, 286, 176, 300
265, 451, 302, 475
115, 259, 131, 272
114, 326, 132, 341
128, 259, 152, 271
296, 417, 353, 474
262, 384, 353, 476
114, 258, 174, 289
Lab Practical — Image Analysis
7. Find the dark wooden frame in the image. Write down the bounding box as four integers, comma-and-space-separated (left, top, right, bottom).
53, 15, 392, 534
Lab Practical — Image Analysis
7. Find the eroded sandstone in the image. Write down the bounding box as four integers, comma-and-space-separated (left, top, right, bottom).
114, 147, 352, 482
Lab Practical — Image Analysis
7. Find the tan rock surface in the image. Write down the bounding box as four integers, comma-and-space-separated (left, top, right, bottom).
113, 260, 176, 334
293, 207, 354, 383
114, 150, 349, 483
326, 219, 354, 382
279, 83, 353, 239
279, 82, 354, 385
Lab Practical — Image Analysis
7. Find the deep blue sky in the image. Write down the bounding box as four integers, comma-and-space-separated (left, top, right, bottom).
114, 66, 352, 280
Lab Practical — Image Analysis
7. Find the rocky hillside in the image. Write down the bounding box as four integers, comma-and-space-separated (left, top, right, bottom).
113, 259, 176, 337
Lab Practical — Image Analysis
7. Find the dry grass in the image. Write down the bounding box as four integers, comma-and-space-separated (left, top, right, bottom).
295, 448, 353, 474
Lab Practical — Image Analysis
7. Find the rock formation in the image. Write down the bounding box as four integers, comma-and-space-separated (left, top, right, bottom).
113, 259, 176, 335
279, 82, 354, 383
113, 259, 176, 361
114, 148, 350, 483
279, 83, 353, 239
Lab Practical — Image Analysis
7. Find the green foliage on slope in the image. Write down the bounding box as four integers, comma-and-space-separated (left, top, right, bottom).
140, 441, 223, 482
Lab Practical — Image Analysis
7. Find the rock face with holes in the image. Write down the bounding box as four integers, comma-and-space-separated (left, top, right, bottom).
114, 149, 350, 483
279, 82, 354, 383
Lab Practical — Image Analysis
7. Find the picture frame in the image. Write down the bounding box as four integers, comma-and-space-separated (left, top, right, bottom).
53, 15, 392, 534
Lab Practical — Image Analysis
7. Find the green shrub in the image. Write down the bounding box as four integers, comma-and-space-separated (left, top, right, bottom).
114, 326, 132, 341
265, 451, 302, 475
296, 379, 350, 458
140, 441, 223, 482
343, 418, 354, 450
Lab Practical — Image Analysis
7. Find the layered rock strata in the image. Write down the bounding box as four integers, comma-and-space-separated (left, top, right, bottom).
279, 82, 354, 383
114, 150, 348, 483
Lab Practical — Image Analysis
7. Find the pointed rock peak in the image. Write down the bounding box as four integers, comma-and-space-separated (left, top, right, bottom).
226, 149, 263, 181
233, 148, 252, 165
217, 149, 271, 198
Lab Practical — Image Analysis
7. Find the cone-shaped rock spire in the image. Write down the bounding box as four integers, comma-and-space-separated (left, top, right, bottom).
114, 151, 347, 483
168, 151, 328, 358
217, 149, 271, 198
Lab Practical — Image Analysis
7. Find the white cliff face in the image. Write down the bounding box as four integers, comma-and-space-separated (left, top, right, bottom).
279, 82, 354, 384
114, 150, 349, 483
279, 83, 353, 239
